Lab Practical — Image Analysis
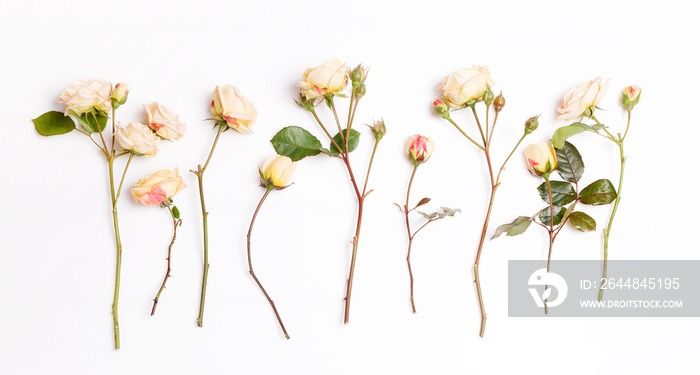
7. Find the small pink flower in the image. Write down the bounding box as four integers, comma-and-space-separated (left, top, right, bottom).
405, 135, 435, 165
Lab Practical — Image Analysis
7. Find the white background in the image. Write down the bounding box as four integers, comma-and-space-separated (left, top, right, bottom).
1, 0, 698, 374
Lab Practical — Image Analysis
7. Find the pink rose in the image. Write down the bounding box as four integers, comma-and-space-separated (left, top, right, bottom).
405, 134, 435, 165
144, 102, 186, 141
131, 168, 187, 206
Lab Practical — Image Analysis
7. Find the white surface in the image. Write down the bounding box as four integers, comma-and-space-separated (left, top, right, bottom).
1, 1, 698, 374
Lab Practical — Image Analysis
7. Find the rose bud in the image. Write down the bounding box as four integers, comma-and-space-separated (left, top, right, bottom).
493, 92, 505, 113
298, 59, 350, 100
621, 85, 641, 112
368, 120, 386, 141
210, 85, 258, 134
350, 64, 367, 87
524, 142, 557, 177
482, 86, 495, 106
131, 168, 187, 206
295, 93, 316, 112
355, 83, 367, 99
111, 82, 129, 108
259, 155, 297, 190
556, 77, 610, 120
433, 99, 451, 119
437, 66, 495, 107
524, 115, 539, 134
58, 79, 112, 115
405, 134, 435, 165
115, 122, 160, 157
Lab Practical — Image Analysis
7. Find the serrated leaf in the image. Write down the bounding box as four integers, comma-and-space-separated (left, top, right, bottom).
330, 129, 360, 154
540, 205, 566, 227
492, 216, 532, 239
415, 197, 431, 209
537, 180, 577, 206
437, 207, 461, 219
318, 147, 338, 157
32, 111, 76, 136
172, 206, 180, 220
270, 126, 322, 161
77, 112, 108, 133
568, 211, 596, 232
555, 141, 585, 183
579, 179, 617, 205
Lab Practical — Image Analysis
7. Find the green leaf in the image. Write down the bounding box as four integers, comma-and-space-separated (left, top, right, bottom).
568, 211, 596, 232
437, 207, 460, 219
555, 141, 585, 183
551, 124, 586, 149
172, 206, 180, 220
415, 197, 431, 209
330, 129, 360, 154
579, 179, 617, 205
416, 210, 438, 220
492, 216, 532, 239
539, 205, 566, 227
32, 111, 75, 136
77, 112, 108, 133
537, 180, 577, 206
270, 126, 322, 161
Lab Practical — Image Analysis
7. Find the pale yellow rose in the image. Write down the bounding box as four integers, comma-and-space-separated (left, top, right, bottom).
405, 134, 435, 165
524, 142, 557, 176
111, 82, 129, 106
58, 79, 113, 115
298, 59, 350, 99
438, 66, 495, 106
259, 155, 296, 189
556, 77, 611, 120
115, 122, 160, 157
210, 85, 257, 134
144, 102, 186, 141
131, 168, 187, 206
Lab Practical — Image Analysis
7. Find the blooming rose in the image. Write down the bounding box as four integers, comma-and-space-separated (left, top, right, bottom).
210, 85, 257, 134
556, 77, 611, 120
131, 168, 187, 206
438, 66, 495, 106
115, 122, 160, 157
298, 59, 350, 100
259, 155, 296, 189
621, 85, 641, 111
405, 134, 435, 165
524, 142, 557, 177
144, 102, 186, 141
58, 79, 112, 115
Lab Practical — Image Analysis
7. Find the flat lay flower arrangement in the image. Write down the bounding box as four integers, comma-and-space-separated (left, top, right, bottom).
32, 64, 639, 349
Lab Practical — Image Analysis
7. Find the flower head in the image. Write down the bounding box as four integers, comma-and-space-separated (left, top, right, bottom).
144, 102, 186, 141
259, 155, 297, 190
556, 77, 610, 120
438, 66, 495, 107
298, 59, 350, 100
210, 85, 257, 134
406, 135, 435, 165
621, 85, 641, 112
111, 82, 129, 107
58, 79, 113, 116
524, 142, 557, 177
132, 168, 187, 206
115, 122, 160, 157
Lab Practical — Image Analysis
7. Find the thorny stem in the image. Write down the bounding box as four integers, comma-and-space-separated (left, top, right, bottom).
404, 165, 419, 313
598, 112, 631, 301
151, 206, 179, 316
247, 188, 290, 339
193, 124, 225, 328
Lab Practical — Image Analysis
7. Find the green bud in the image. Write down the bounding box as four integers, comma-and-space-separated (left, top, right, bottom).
433, 99, 450, 120
355, 83, 366, 100
524, 115, 539, 134
493, 92, 505, 113
482, 86, 494, 106
621, 85, 641, 112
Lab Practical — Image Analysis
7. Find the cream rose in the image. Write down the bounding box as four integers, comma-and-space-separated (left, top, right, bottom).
144, 102, 186, 141
259, 155, 296, 189
524, 142, 557, 177
405, 134, 435, 165
438, 66, 495, 106
210, 85, 257, 134
115, 122, 160, 157
298, 59, 350, 100
131, 168, 187, 206
556, 77, 611, 120
58, 79, 113, 115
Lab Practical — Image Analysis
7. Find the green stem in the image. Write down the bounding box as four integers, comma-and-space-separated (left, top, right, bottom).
599, 113, 630, 301
342, 153, 364, 325
470, 105, 488, 147
311, 109, 345, 156
247, 187, 290, 339
362, 139, 380, 197
404, 165, 418, 313
151, 206, 179, 316
543, 175, 554, 315
193, 124, 225, 328
446, 117, 484, 150
329, 98, 345, 143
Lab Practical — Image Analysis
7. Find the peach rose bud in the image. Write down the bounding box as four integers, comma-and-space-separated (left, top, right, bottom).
111, 82, 129, 108
621, 85, 641, 112
259, 155, 297, 190
524, 142, 557, 177
406, 134, 435, 165
433, 99, 450, 119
